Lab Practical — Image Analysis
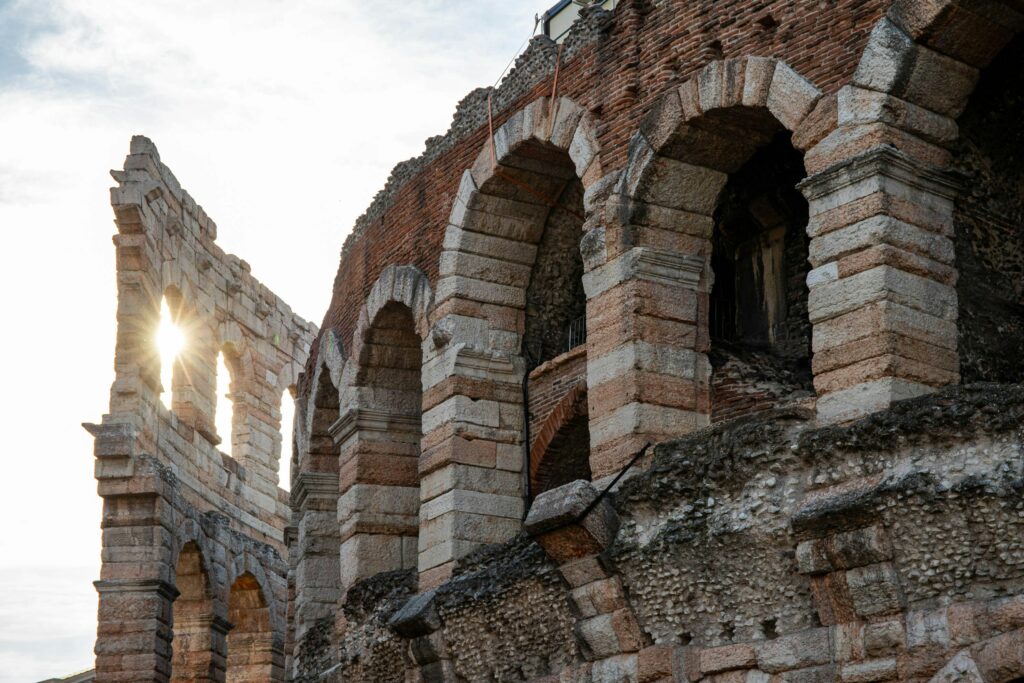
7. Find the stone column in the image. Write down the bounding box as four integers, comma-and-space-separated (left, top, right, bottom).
417, 344, 526, 588
331, 407, 420, 590
289, 472, 340, 649
94, 579, 178, 683
582, 183, 716, 479
799, 147, 960, 422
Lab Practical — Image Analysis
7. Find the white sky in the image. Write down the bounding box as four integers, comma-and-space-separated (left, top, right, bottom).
0, 1, 544, 679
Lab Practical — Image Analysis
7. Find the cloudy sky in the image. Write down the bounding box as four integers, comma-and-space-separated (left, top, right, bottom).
0, 1, 543, 679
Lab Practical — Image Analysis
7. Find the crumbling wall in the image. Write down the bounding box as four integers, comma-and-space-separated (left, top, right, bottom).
88, 137, 316, 682
316, 384, 1024, 682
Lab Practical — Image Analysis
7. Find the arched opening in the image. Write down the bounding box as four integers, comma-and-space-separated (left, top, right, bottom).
708, 131, 813, 421
215, 350, 237, 456
171, 541, 219, 683
226, 572, 277, 682
279, 386, 296, 491
340, 299, 422, 586
952, 33, 1024, 383
292, 363, 341, 645
518, 142, 587, 367
157, 294, 186, 410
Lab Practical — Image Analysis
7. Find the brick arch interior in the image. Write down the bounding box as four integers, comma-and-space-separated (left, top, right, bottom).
172, 541, 221, 683
226, 572, 280, 682
529, 384, 590, 496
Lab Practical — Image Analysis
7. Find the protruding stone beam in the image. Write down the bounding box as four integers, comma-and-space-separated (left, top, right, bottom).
799, 146, 961, 423
525, 480, 646, 662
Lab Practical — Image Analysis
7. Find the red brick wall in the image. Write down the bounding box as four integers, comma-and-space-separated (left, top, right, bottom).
306, 0, 890, 390
527, 346, 588, 444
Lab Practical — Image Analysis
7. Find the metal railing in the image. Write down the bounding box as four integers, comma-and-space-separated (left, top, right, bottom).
566, 315, 586, 354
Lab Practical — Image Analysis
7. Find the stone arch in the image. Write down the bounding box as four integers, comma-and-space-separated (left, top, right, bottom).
529, 382, 590, 496
422, 95, 600, 584
161, 283, 220, 444
171, 539, 225, 683
334, 265, 431, 594
289, 353, 342, 650
589, 58, 821, 475
226, 552, 286, 682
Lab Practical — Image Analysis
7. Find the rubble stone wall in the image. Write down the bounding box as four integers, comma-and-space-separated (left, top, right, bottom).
322, 384, 1024, 683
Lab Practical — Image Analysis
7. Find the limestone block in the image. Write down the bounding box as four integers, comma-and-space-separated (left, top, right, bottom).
757, 628, 831, 673
639, 88, 682, 151
525, 480, 619, 563
438, 250, 532, 288
492, 109, 525, 164
420, 489, 523, 521
698, 58, 746, 112
743, 56, 776, 107
571, 577, 628, 618
837, 86, 957, 145
863, 620, 905, 657
809, 215, 954, 268
433, 275, 526, 309
846, 563, 904, 617
816, 377, 934, 422
901, 44, 979, 119
549, 97, 587, 150
421, 395, 501, 435
339, 534, 410, 588
767, 61, 821, 131
590, 654, 639, 683
700, 643, 758, 674
634, 157, 727, 215
906, 609, 950, 650
582, 247, 704, 299
570, 117, 599, 179
811, 300, 957, 354
389, 589, 441, 638
853, 19, 915, 96
560, 556, 611, 588
589, 402, 708, 449
927, 651, 984, 683
807, 265, 958, 324
443, 225, 537, 265
419, 510, 521, 547
587, 341, 706, 388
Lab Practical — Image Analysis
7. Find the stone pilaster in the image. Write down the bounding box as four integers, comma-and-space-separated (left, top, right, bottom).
290, 472, 340, 647
582, 201, 713, 478
799, 146, 961, 422
94, 579, 178, 683
417, 344, 526, 588
330, 407, 420, 591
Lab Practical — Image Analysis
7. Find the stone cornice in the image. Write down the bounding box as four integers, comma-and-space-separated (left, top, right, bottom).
94, 578, 180, 601
291, 471, 340, 509
799, 145, 962, 201
329, 407, 421, 447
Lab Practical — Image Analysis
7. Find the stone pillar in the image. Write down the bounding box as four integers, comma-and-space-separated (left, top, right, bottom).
94, 579, 177, 683
170, 614, 230, 683
289, 472, 340, 648
417, 344, 526, 588
799, 147, 960, 423
582, 188, 715, 479
331, 407, 420, 590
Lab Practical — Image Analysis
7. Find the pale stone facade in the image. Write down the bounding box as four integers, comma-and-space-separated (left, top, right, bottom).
86, 1, 1024, 681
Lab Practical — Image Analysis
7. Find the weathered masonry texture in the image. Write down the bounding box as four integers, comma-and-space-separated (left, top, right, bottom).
87, 0, 1024, 682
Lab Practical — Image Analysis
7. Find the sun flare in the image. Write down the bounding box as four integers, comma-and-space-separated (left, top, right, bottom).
158, 299, 185, 407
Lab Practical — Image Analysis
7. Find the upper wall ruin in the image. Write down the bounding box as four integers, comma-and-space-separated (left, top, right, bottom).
87, 135, 316, 682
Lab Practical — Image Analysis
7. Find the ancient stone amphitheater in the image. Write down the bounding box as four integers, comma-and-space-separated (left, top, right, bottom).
83, 1, 1024, 681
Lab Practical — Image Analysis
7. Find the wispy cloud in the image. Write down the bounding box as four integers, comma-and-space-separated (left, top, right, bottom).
0, 1, 541, 679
